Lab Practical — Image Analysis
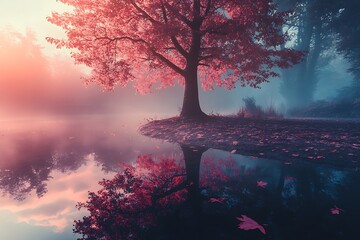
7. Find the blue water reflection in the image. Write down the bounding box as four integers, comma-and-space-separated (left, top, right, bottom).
0, 115, 359, 240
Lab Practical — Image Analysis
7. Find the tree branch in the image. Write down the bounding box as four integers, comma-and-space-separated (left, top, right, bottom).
95, 36, 185, 76
202, 28, 229, 36
171, 36, 188, 58
198, 63, 210, 67
164, 2, 192, 27
194, 0, 201, 17
160, 0, 168, 22
160, 0, 188, 58
199, 54, 214, 60
95, 36, 146, 45
150, 48, 185, 76
131, 1, 158, 24
204, 0, 212, 16
153, 180, 188, 201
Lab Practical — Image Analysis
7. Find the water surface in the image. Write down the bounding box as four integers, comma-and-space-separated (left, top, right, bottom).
0, 115, 359, 239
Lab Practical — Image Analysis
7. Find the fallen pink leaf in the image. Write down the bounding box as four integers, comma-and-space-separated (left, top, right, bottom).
330, 206, 343, 215
237, 215, 266, 234
230, 149, 236, 154
257, 181, 267, 188
209, 197, 227, 203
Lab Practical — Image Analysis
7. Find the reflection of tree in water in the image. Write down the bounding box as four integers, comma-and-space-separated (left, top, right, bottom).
75, 145, 360, 240
0, 135, 86, 200
74, 154, 189, 239
0, 121, 148, 201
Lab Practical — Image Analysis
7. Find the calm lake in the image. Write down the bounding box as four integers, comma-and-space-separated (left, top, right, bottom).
0, 115, 359, 240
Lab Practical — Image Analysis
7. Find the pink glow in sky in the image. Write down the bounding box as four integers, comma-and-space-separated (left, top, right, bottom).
0, 0, 70, 56
0, 157, 114, 232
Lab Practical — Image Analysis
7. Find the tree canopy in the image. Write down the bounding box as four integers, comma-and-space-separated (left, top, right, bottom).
47, 0, 303, 118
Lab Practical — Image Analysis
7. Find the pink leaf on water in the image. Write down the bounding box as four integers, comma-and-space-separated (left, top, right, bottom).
232, 141, 239, 145
330, 206, 343, 215
237, 215, 266, 234
257, 181, 267, 188
230, 149, 236, 154
209, 197, 227, 203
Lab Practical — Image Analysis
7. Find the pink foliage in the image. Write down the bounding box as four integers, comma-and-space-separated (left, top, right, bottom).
47, 0, 304, 93
200, 156, 240, 190
74, 155, 188, 239
237, 215, 266, 234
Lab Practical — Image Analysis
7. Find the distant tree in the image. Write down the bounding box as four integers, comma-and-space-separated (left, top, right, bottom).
331, 0, 360, 79
331, 0, 360, 100
277, 0, 340, 109
47, 0, 303, 119
278, 0, 360, 115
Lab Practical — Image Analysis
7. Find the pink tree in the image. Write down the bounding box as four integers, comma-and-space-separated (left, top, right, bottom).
47, 0, 303, 119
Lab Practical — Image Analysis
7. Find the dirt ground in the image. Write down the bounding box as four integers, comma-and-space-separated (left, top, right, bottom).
139, 116, 360, 169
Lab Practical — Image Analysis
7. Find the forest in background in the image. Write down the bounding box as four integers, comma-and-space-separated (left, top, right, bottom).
277, 0, 360, 118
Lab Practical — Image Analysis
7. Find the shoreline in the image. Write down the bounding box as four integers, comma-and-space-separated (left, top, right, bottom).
140, 116, 360, 169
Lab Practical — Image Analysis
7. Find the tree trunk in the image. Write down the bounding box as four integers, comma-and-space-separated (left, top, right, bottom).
180, 70, 207, 119
181, 145, 208, 217
180, 17, 207, 120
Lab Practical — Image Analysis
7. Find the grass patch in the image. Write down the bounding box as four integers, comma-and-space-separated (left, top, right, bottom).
236, 97, 283, 119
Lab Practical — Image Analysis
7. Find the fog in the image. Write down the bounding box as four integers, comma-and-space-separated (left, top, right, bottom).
0, 29, 354, 119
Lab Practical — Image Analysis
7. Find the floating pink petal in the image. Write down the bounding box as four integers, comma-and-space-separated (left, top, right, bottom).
209, 197, 227, 203
330, 206, 343, 215
230, 149, 236, 154
237, 215, 266, 234
257, 181, 267, 188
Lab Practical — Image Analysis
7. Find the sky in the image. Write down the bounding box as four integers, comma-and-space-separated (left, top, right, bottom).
0, 0, 68, 56
0, 0, 354, 118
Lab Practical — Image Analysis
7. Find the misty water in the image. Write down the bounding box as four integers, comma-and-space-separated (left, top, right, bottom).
1, 115, 359, 240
